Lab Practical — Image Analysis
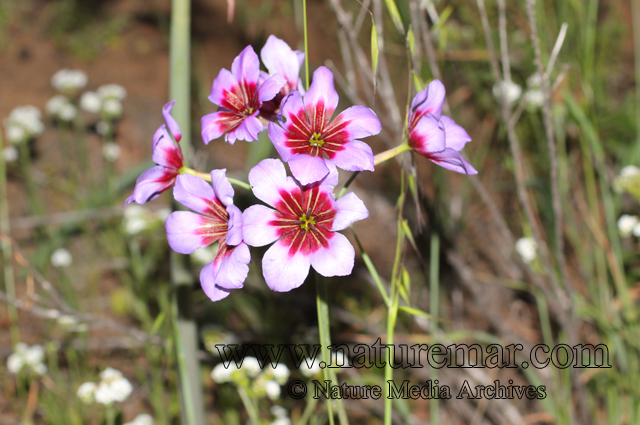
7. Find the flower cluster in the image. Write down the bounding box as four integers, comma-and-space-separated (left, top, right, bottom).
46, 95, 78, 122
614, 165, 640, 202
76, 367, 133, 405
6, 343, 47, 376
211, 357, 290, 401
3, 106, 44, 144
122, 204, 171, 236
51, 69, 88, 94
618, 214, 640, 238
50, 247, 73, 268
124, 414, 154, 425
515, 237, 538, 263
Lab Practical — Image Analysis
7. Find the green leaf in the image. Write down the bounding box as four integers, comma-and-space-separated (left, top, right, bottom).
399, 306, 437, 320
412, 72, 425, 92
407, 26, 416, 57
384, 0, 405, 35
150, 311, 166, 335
371, 18, 379, 91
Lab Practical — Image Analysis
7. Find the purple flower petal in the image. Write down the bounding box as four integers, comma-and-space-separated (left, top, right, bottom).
330, 140, 375, 172
210, 169, 235, 207
242, 205, 282, 247
230, 113, 264, 143
410, 79, 445, 122
162, 100, 182, 142
278, 90, 305, 126
441, 115, 472, 152
173, 174, 219, 216
332, 192, 369, 231
288, 154, 330, 185
427, 148, 478, 175
262, 239, 311, 292
257, 73, 286, 103
230, 45, 261, 87
201, 111, 242, 145
152, 126, 183, 170
152, 124, 164, 150
409, 113, 446, 155
329, 105, 382, 140
200, 262, 232, 302
214, 242, 250, 289
208, 69, 237, 107
268, 121, 294, 161
128, 166, 178, 205
248, 158, 300, 208
226, 204, 244, 246
261, 35, 302, 93
165, 211, 221, 254
310, 233, 354, 277
304, 67, 339, 129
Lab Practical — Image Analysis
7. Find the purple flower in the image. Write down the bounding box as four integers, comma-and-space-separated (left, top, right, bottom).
258, 35, 305, 120
242, 158, 368, 292
165, 171, 250, 302
268, 66, 381, 186
201, 46, 286, 145
408, 80, 477, 174
125, 101, 184, 206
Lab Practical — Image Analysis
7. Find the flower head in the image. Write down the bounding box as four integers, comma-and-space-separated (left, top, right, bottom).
259, 35, 305, 120
124, 414, 154, 425
492, 80, 522, 105
201, 46, 286, 145
102, 142, 121, 162
165, 170, 250, 301
125, 101, 184, 206
46, 95, 78, 122
515, 237, 537, 263
269, 66, 381, 185
77, 382, 97, 403
94, 367, 133, 405
7, 343, 47, 376
407, 80, 477, 175
243, 158, 368, 291
618, 215, 639, 237
51, 248, 72, 267
3, 146, 18, 163
51, 69, 88, 94
3, 106, 44, 144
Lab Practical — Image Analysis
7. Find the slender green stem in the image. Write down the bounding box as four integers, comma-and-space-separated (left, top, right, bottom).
374, 143, 411, 166
315, 274, 335, 425
298, 393, 319, 425
181, 167, 251, 190
18, 141, 43, 216
429, 234, 440, 425
237, 386, 262, 425
303, 0, 310, 90
105, 405, 116, 425
0, 132, 19, 345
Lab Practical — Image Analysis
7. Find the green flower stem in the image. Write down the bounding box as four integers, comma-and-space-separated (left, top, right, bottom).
303, 0, 310, 90
105, 405, 116, 425
298, 391, 319, 425
315, 273, 335, 425
237, 386, 262, 425
429, 234, 440, 425
18, 141, 43, 216
0, 132, 19, 345
374, 143, 411, 166
181, 167, 251, 190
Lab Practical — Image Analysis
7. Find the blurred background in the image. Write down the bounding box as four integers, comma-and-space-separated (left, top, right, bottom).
0, 0, 639, 424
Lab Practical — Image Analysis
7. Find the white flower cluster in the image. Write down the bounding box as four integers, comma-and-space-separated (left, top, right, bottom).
618, 214, 640, 238
614, 165, 640, 202
124, 413, 154, 425
515, 237, 537, 263
76, 367, 133, 405
123, 205, 171, 235
271, 405, 291, 425
6, 343, 47, 376
46, 95, 78, 122
3, 106, 44, 144
191, 245, 218, 266
50, 248, 73, 268
2, 146, 18, 163
51, 69, 88, 94
492, 80, 522, 105
299, 351, 350, 378
211, 357, 290, 401
524, 73, 544, 109
102, 142, 121, 162
80, 84, 126, 121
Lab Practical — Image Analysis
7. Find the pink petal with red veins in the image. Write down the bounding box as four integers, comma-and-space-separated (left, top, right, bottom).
230, 113, 264, 143
278, 91, 306, 128
304, 67, 339, 130
409, 114, 446, 155
213, 242, 250, 289
268, 122, 294, 161
226, 205, 244, 246
332, 192, 369, 231
165, 211, 226, 254
310, 232, 354, 277
328, 105, 381, 140
257, 73, 286, 103
242, 205, 283, 247
201, 111, 242, 145
261, 35, 302, 93
173, 174, 226, 218
208, 69, 237, 107
427, 148, 478, 175
152, 124, 164, 150
230, 45, 261, 87
262, 238, 311, 292
210, 169, 235, 207
162, 100, 182, 142
152, 126, 183, 170
410, 79, 446, 124
126, 165, 177, 205
248, 158, 300, 208
199, 262, 232, 301
329, 140, 375, 172
440, 115, 472, 151
289, 154, 330, 185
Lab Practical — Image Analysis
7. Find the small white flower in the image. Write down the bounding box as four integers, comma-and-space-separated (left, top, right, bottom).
100, 367, 123, 381
524, 89, 544, 108
633, 223, 640, 238
155, 208, 171, 221
51, 69, 88, 93
241, 357, 262, 377
265, 380, 281, 400
515, 237, 537, 263
492, 80, 522, 105
46, 95, 68, 115
96, 120, 111, 136
51, 248, 72, 267
621, 165, 640, 177
102, 99, 123, 118
271, 363, 290, 384
94, 368, 132, 405
32, 363, 47, 375
102, 142, 121, 162
527, 72, 542, 88
98, 84, 127, 101
271, 405, 288, 418
3, 146, 18, 162
7, 353, 24, 373
124, 413, 155, 425
191, 245, 217, 266
299, 360, 321, 378
24, 345, 44, 365
211, 363, 234, 383
57, 314, 79, 326
7, 343, 47, 375
618, 215, 640, 237
80, 91, 102, 113
58, 103, 78, 122
4, 106, 44, 141
110, 377, 133, 402
271, 418, 291, 425
5, 125, 26, 144
77, 382, 97, 403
